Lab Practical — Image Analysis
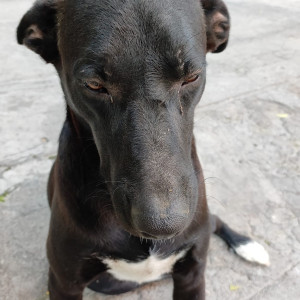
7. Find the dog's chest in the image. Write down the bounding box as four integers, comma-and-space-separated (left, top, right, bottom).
102, 250, 186, 284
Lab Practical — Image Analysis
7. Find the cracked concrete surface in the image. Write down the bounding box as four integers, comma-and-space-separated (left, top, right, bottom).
1, 0, 299, 299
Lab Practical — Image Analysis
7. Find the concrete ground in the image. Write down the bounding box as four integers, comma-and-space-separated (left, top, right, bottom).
1, 0, 299, 299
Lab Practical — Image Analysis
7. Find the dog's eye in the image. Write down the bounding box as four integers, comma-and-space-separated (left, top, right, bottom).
182, 75, 199, 86
84, 79, 107, 93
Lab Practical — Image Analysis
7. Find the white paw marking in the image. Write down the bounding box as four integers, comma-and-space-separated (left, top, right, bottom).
234, 241, 270, 266
102, 250, 186, 284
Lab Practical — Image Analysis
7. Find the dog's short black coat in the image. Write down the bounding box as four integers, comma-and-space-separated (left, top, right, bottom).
17, 1, 268, 299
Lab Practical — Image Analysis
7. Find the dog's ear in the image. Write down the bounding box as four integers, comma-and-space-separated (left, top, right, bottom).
17, 0, 59, 63
201, 0, 230, 53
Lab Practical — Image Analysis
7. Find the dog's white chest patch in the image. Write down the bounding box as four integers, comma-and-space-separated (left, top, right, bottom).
102, 250, 186, 284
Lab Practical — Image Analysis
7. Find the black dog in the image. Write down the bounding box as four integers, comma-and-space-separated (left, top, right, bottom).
17, 0, 269, 299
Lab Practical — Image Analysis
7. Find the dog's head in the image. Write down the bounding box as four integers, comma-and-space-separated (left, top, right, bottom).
17, 0, 230, 239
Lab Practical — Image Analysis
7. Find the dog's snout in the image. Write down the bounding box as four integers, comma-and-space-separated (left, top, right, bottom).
134, 214, 188, 240
111, 173, 197, 239
130, 199, 190, 239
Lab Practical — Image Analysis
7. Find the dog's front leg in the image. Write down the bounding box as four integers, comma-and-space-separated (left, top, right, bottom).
172, 245, 208, 300
48, 268, 85, 300
46, 223, 106, 300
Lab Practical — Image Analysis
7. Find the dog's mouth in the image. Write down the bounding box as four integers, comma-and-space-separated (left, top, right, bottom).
140, 232, 157, 239
115, 208, 187, 240
113, 206, 183, 241
139, 231, 179, 240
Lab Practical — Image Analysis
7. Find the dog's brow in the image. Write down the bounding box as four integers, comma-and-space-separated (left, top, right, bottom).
73, 65, 106, 83
161, 49, 205, 79
73, 57, 110, 81
183, 61, 207, 77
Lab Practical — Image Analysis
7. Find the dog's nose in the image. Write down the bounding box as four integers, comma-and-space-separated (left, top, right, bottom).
131, 205, 189, 240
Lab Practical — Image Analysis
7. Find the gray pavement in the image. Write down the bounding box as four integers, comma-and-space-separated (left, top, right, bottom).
1, 0, 299, 299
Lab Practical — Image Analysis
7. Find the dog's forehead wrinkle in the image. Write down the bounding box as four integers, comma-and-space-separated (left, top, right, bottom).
59, 0, 205, 69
